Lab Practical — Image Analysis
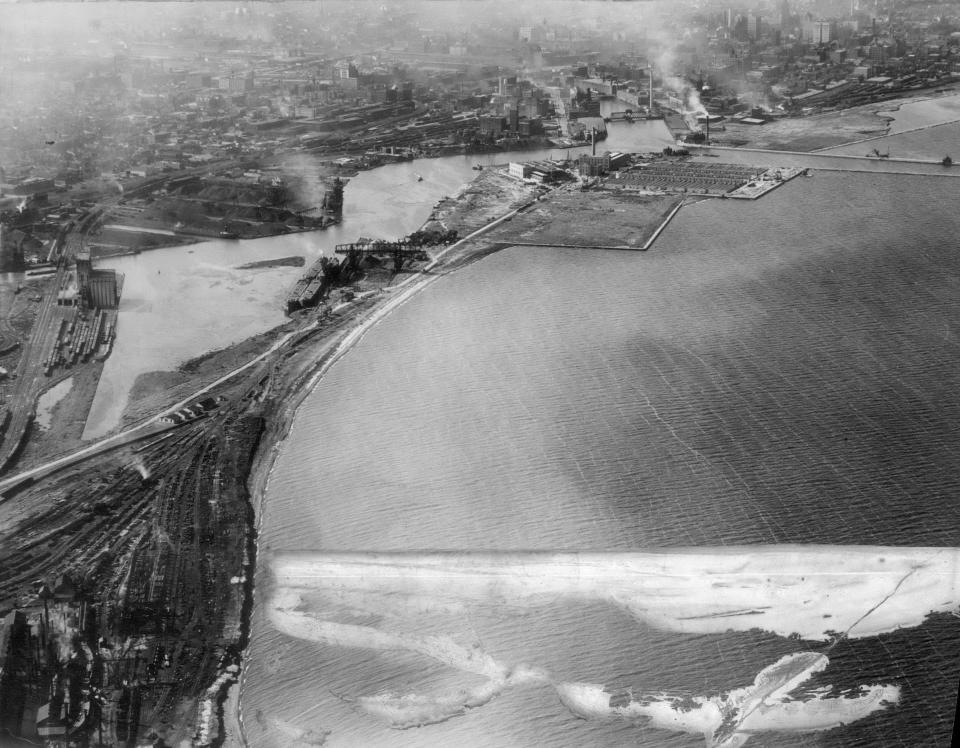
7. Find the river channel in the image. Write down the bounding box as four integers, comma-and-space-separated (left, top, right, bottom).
81, 118, 674, 438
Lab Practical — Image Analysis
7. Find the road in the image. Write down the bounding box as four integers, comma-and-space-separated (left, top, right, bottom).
102, 224, 177, 237
0, 195, 530, 497
0, 316, 311, 496
0, 188, 536, 502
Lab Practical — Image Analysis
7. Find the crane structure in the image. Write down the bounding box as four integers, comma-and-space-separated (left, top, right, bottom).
334, 239, 426, 273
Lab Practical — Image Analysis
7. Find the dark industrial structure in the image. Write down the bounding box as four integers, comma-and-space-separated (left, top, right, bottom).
75, 252, 122, 310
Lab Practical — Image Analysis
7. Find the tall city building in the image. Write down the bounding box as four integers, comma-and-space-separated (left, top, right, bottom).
803, 19, 832, 44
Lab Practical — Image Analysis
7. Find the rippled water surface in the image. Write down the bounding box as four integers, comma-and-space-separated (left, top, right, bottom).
243, 170, 960, 747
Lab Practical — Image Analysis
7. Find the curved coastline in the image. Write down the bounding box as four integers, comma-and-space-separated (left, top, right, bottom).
224, 194, 534, 746
220, 104, 960, 738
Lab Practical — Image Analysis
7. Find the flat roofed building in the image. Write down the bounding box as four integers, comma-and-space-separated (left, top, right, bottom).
508, 162, 532, 179
526, 160, 568, 184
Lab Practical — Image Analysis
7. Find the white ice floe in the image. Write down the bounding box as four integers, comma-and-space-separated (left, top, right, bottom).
270, 590, 550, 729
556, 651, 900, 747
266, 547, 947, 743
265, 716, 331, 746
269, 593, 507, 680
270, 546, 960, 641
355, 678, 509, 729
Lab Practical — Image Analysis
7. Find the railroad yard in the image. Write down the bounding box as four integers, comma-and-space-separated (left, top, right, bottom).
0, 165, 542, 747
0, 294, 380, 745
0, 364, 264, 744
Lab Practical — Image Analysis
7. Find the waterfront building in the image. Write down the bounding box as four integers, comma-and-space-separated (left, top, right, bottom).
73, 252, 122, 309
86, 270, 121, 309
508, 162, 532, 179
480, 115, 506, 137
579, 154, 610, 177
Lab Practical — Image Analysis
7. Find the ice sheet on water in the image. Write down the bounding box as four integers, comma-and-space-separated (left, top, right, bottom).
548, 652, 899, 748
272, 547, 960, 640
268, 569, 910, 746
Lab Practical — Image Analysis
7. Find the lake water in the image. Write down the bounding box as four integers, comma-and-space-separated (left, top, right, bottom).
883, 93, 960, 133
242, 163, 960, 747
815, 93, 960, 162
68, 81, 960, 745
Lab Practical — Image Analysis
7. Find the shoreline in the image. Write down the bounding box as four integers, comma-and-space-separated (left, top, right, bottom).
9, 103, 959, 739
0, 169, 537, 746
215, 171, 782, 740
89, 220, 341, 259
698, 89, 954, 153
222, 180, 537, 747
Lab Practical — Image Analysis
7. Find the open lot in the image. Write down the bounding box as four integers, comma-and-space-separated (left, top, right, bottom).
491, 188, 682, 249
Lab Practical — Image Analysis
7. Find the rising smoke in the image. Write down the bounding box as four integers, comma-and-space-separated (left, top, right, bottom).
655, 42, 708, 116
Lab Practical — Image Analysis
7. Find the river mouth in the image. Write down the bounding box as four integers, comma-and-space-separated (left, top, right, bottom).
81, 120, 676, 442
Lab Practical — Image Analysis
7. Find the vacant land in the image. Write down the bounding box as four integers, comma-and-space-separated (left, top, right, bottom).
422, 168, 545, 237
715, 106, 889, 151
713, 90, 960, 152
491, 188, 682, 249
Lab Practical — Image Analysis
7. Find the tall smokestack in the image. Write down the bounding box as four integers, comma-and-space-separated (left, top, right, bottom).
591, 128, 596, 155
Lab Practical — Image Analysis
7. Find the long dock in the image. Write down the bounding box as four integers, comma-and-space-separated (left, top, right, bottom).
687, 144, 960, 176
510, 241, 636, 251
642, 200, 684, 251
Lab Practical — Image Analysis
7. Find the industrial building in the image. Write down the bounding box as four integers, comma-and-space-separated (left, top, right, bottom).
507, 161, 569, 184
75, 252, 122, 309
10, 178, 55, 197
579, 152, 630, 177
508, 162, 532, 179
567, 116, 607, 142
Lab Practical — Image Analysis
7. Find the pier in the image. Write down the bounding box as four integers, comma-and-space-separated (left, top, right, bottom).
642, 200, 684, 251
687, 144, 960, 176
